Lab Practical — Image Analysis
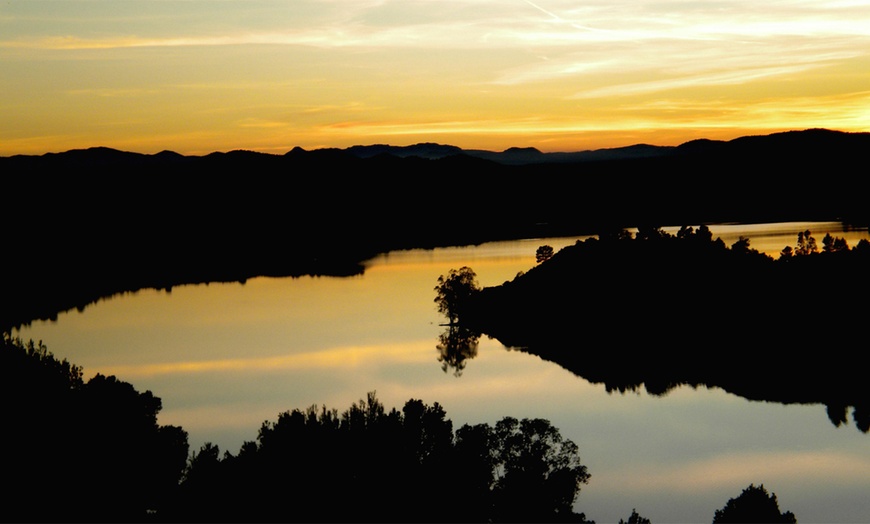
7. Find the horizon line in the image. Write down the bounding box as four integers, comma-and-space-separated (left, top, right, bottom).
2, 127, 864, 159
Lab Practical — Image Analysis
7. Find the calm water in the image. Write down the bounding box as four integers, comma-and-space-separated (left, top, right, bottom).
14, 221, 870, 523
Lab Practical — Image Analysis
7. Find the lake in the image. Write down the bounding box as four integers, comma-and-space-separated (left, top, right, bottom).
13, 221, 870, 523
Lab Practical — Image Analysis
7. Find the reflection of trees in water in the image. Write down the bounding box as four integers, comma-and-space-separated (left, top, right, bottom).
8, 332, 808, 523
460, 226, 870, 434
436, 324, 480, 376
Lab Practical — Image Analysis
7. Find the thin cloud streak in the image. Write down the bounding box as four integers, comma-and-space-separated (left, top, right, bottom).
2, 0, 869, 154
571, 65, 819, 99
5, 0, 869, 51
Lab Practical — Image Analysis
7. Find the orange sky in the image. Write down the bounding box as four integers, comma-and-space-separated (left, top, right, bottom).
2, 0, 869, 156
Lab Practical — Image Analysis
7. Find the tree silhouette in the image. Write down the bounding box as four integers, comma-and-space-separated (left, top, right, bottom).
537, 244, 555, 263
676, 225, 695, 239
730, 235, 752, 254
795, 229, 818, 255
712, 484, 796, 524
822, 232, 849, 253
490, 417, 592, 522
434, 266, 480, 324
77, 373, 189, 520
171, 391, 593, 522
1, 333, 189, 522
620, 508, 651, 524
597, 227, 633, 242
452, 422, 500, 520
635, 225, 671, 241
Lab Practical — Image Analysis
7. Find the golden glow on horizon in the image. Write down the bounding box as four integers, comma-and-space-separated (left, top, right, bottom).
2, 0, 869, 156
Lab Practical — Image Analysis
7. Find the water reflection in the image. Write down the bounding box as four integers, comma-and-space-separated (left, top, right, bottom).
436, 324, 480, 377
12, 221, 870, 524
446, 224, 870, 434
433, 318, 870, 434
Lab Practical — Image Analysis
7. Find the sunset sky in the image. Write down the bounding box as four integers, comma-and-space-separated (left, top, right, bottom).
2, 0, 869, 156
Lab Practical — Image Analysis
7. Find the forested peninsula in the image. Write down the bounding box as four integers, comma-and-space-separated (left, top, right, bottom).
455, 225, 870, 433
3, 128, 869, 330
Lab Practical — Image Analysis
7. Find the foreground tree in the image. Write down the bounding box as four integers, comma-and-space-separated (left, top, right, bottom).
490, 417, 592, 522
712, 484, 796, 524
434, 266, 480, 324
173, 392, 593, 522
1, 333, 189, 522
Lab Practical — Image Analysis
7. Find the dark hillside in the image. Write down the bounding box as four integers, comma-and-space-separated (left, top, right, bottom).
1, 149, 536, 329
461, 229, 870, 433
2, 128, 868, 330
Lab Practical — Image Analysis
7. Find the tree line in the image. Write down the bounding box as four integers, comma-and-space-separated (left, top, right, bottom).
438, 225, 870, 328
450, 224, 870, 345
166, 391, 591, 523
3, 332, 802, 522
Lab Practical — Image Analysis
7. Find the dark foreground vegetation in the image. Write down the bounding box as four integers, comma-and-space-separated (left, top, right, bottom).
2, 334, 189, 522
3, 128, 869, 331
439, 226, 870, 433
3, 333, 799, 523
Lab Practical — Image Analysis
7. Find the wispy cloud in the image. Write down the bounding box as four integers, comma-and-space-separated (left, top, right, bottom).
2, 0, 869, 154
570, 65, 818, 99
66, 87, 163, 98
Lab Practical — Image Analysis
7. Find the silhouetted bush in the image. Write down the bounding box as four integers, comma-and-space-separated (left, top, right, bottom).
712, 484, 796, 523
620, 508, 652, 524
166, 391, 593, 523
1, 333, 189, 522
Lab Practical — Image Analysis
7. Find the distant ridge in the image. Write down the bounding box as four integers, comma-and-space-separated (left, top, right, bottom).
344, 142, 464, 160
322, 140, 676, 165
4, 127, 866, 165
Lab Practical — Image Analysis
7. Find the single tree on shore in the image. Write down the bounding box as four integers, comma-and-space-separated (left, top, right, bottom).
434, 266, 480, 324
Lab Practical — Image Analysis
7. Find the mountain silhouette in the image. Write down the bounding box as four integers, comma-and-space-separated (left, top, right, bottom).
4, 127, 866, 171
2, 128, 868, 330
8, 127, 863, 166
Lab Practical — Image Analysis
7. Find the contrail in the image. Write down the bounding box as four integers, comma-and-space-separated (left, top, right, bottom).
522, 0, 713, 41
522, 0, 605, 33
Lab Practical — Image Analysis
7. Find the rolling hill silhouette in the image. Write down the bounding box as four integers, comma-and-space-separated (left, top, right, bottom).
2, 128, 868, 330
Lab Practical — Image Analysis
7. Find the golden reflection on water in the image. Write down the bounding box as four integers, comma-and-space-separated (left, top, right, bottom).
97, 340, 436, 379
11, 222, 870, 524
